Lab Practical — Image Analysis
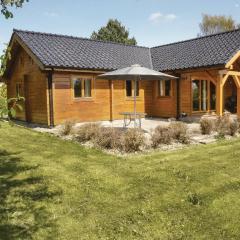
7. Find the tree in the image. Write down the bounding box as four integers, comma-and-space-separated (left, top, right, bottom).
0, 1, 26, 122
91, 19, 137, 45
1, 0, 29, 19
199, 14, 239, 36
0, 44, 24, 122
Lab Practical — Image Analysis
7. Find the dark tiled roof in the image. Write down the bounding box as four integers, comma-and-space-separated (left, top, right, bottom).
151, 29, 240, 71
13, 29, 152, 71
13, 29, 240, 72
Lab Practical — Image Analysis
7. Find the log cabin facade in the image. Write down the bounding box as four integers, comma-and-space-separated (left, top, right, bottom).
3, 29, 240, 126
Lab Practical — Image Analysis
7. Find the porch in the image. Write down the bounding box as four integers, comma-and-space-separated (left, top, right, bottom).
185, 52, 240, 118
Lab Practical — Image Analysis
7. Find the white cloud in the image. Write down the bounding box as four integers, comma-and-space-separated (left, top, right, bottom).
44, 11, 59, 17
149, 12, 177, 23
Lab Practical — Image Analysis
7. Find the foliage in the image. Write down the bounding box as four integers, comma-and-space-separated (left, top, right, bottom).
200, 118, 214, 135
199, 14, 239, 36
0, 95, 24, 121
0, 83, 7, 98
0, 45, 25, 123
75, 123, 101, 142
0, 45, 11, 76
151, 125, 172, 148
91, 19, 137, 45
229, 119, 239, 136
216, 114, 232, 137
93, 127, 122, 149
59, 120, 75, 136
121, 128, 146, 152
169, 121, 190, 144
1, 0, 29, 18
2, 123, 240, 239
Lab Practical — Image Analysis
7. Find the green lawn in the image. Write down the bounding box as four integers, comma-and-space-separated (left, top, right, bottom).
1, 123, 240, 239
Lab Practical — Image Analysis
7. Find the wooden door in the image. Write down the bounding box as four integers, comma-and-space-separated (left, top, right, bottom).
23, 75, 32, 122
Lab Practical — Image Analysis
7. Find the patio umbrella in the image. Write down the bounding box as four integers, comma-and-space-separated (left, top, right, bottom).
97, 64, 177, 127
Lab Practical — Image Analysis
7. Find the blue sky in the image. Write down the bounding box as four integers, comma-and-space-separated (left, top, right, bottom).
1, 0, 240, 53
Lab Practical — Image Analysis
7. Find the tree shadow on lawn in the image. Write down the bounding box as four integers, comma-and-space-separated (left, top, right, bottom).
0, 150, 61, 240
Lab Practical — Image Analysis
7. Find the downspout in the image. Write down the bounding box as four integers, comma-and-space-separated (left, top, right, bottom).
109, 79, 113, 121
47, 69, 54, 127
175, 73, 181, 119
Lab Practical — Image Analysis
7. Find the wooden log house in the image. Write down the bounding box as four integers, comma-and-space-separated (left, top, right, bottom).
2, 29, 240, 126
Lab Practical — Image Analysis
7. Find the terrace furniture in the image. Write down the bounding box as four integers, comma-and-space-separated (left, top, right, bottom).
119, 112, 147, 128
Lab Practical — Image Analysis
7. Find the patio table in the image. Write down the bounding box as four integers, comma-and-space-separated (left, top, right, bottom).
119, 112, 147, 128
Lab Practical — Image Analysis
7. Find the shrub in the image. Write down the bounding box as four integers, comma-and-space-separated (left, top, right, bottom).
169, 121, 190, 144
151, 125, 172, 148
75, 123, 101, 142
216, 114, 231, 137
229, 119, 239, 136
93, 127, 122, 149
121, 128, 146, 152
200, 118, 214, 135
59, 120, 75, 136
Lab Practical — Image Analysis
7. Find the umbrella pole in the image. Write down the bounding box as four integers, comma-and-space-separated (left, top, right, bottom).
134, 77, 137, 128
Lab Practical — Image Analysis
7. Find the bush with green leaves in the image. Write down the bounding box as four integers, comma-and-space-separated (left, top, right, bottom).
151, 125, 172, 148
169, 121, 190, 144
200, 118, 214, 135
59, 120, 75, 136
121, 128, 146, 152
0, 96, 24, 121
75, 123, 101, 142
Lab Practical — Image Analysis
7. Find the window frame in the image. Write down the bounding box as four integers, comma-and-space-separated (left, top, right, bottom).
157, 79, 172, 98
125, 80, 140, 98
71, 76, 93, 101
191, 79, 216, 113
16, 82, 22, 97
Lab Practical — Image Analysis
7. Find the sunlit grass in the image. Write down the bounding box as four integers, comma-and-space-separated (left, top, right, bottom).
1, 122, 240, 239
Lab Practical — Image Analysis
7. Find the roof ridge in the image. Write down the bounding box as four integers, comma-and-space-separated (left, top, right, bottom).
151, 28, 240, 49
13, 28, 149, 49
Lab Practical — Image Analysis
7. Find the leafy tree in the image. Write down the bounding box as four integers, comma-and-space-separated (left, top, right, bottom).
199, 14, 239, 36
91, 19, 137, 45
0, 46, 24, 122
1, 0, 29, 18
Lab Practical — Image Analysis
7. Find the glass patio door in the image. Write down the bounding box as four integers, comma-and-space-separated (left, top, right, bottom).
192, 80, 213, 112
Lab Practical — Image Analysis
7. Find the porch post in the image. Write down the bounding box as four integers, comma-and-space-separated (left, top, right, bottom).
237, 88, 240, 117
216, 75, 223, 116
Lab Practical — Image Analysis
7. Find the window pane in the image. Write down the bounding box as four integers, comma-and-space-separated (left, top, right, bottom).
165, 80, 171, 96
201, 80, 208, 111
126, 80, 132, 97
16, 83, 21, 97
158, 80, 164, 96
192, 80, 200, 111
74, 79, 82, 98
84, 79, 91, 97
210, 82, 216, 110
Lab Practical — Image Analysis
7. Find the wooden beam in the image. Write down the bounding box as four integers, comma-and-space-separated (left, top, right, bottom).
50, 68, 106, 74
216, 75, 224, 116
233, 75, 240, 88
226, 51, 240, 69
221, 73, 230, 87
226, 71, 240, 77
205, 70, 217, 84
238, 88, 240, 117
